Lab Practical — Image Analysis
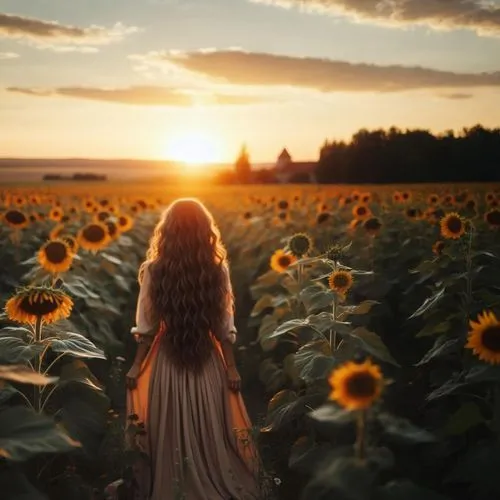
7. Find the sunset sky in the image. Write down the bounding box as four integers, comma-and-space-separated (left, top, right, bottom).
1, 0, 500, 163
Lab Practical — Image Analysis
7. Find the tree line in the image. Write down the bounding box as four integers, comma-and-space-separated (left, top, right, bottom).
316, 125, 500, 184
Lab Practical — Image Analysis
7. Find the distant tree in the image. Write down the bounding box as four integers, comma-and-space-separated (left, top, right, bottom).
253, 168, 277, 184
316, 125, 500, 184
235, 144, 251, 183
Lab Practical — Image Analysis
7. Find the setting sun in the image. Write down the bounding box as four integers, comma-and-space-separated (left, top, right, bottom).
164, 131, 223, 167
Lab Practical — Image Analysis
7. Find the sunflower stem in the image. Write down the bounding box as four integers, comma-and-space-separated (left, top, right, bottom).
355, 410, 367, 461
34, 317, 43, 413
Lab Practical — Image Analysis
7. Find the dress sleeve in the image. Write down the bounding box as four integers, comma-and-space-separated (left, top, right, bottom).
213, 264, 237, 344
132, 262, 157, 339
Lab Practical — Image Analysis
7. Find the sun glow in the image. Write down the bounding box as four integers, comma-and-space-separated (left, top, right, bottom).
164, 130, 223, 169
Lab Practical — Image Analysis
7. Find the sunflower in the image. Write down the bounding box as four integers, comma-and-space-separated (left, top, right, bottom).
485, 209, 500, 229
466, 311, 500, 364
401, 191, 411, 202
392, 191, 401, 203
427, 194, 439, 205
2, 209, 29, 229
352, 204, 371, 220
270, 249, 297, 273
405, 207, 423, 220
432, 240, 445, 256
38, 239, 74, 274
95, 211, 110, 223
328, 270, 353, 295
485, 192, 497, 203
364, 217, 382, 236
288, 233, 313, 258
83, 199, 96, 213
440, 213, 466, 240
277, 200, 289, 210
117, 214, 134, 232
13, 195, 26, 207
316, 211, 331, 225
328, 360, 383, 410
5, 286, 73, 325
49, 207, 64, 222
77, 222, 110, 252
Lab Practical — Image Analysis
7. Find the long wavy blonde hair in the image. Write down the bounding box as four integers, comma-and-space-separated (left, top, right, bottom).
140, 198, 230, 371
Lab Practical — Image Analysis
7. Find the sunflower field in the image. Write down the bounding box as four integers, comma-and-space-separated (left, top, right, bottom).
1, 182, 500, 500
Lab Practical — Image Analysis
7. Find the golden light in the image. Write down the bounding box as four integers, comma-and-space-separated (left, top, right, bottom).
164, 130, 223, 169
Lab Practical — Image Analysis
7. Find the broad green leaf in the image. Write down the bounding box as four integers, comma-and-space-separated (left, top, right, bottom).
258, 359, 286, 393
309, 404, 353, 426
47, 332, 106, 360
338, 301, 379, 320
250, 294, 274, 317
0, 365, 57, 386
409, 287, 446, 319
0, 406, 79, 461
300, 457, 376, 500
444, 402, 484, 436
377, 480, 450, 500
416, 337, 460, 366
377, 413, 436, 444
426, 376, 465, 401
58, 360, 103, 391
0, 467, 48, 500
349, 327, 399, 366
415, 320, 451, 338
289, 436, 334, 475
0, 337, 43, 363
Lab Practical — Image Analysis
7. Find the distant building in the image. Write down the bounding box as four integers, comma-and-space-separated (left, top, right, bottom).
274, 148, 317, 183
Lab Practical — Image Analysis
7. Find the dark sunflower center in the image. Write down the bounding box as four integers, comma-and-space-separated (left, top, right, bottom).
44, 241, 68, 263
277, 256, 292, 267
278, 212, 287, 220
317, 212, 329, 224
365, 218, 381, 231
82, 224, 106, 243
333, 274, 349, 288
486, 210, 500, 226
290, 235, 310, 254
118, 216, 128, 226
357, 207, 367, 216
402, 193, 409, 200
99, 199, 109, 207
346, 372, 377, 398
278, 200, 288, 210
481, 326, 500, 352
447, 217, 463, 233
19, 294, 60, 316
63, 237, 76, 250
5, 210, 27, 225
97, 211, 110, 222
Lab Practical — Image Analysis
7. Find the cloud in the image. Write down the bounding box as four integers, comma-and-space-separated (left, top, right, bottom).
439, 92, 474, 100
251, 0, 500, 37
0, 13, 137, 51
0, 51, 19, 59
159, 49, 500, 93
6, 85, 267, 106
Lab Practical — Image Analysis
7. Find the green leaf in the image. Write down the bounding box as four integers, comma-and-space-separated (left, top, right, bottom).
258, 315, 279, 351
258, 359, 286, 393
426, 376, 465, 401
299, 285, 335, 313
47, 331, 106, 360
294, 340, 336, 383
267, 319, 307, 339
0, 467, 48, 500
0, 406, 79, 461
338, 301, 379, 320
0, 365, 57, 386
309, 404, 354, 426
300, 457, 376, 500
415, 320, 451, 338
416, 337, 460, 366
349, 328, 399, 366
289, 436, 333, 475
465, 364, 500, 383
0, 337, 43, 363
444, 402, 484, 436
377, 413, 436, 445
377, 480, 450, 500
409, 287, 446, 319
250, 294, 274, 317
58, 360, 103, 391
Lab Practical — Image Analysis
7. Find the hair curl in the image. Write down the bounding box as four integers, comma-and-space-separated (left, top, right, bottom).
140, 198, 230, 371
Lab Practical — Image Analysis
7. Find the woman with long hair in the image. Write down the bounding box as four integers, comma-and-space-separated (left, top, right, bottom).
125, 198, 259, 500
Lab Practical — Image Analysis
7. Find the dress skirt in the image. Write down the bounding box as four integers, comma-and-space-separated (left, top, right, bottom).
126, 332, 259, 500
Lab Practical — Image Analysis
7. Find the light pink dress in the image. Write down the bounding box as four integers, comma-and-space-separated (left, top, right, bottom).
126, 263, 259, 500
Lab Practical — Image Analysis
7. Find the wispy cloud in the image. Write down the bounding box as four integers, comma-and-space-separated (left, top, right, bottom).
158, 49, 500, 93
0, 13, 137, 52
439, 92, 475, 100
0, 51, 19, 59
6, 85, 267, 106
251, 0, 500, 37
